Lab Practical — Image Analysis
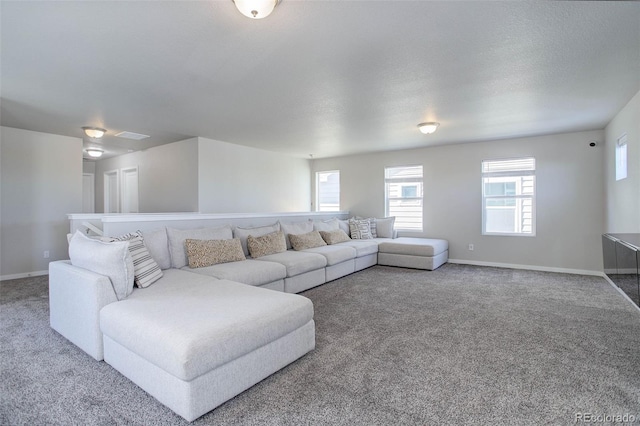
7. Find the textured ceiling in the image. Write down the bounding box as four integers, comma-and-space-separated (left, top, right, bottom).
1, 1, 639, 160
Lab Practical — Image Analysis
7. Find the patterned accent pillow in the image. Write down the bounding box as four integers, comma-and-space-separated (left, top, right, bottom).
280, 220, 314, 250
366, 218, 377, 238
247, 231, 287, 258
319, 229, 351, 245
349, 218, 373, 239
184, 238, 246, 268
233, 223, 280, 256
112, 231, 163, 288
289, 230, 327, 251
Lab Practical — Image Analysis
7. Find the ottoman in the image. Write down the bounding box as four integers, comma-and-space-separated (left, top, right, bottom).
377, 237, 448, 270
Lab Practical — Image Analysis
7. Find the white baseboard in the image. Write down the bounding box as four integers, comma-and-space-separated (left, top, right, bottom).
447, 259, 603, 277
0, 270, 48, 281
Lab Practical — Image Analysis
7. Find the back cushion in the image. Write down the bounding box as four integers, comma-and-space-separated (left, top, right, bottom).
68, 230, 134, 300
313, 218, 340, 232
166, 225, 233, 268
142, 228, 171, 270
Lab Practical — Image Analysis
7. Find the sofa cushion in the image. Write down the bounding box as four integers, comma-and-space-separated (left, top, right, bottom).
349, 218, 373, 239
182, 259, 286, 287
289, 230, 327, 251
319, 229, 351, 245
247, 231, 287, 258
184, 238, 246, 268
167, 226, 233, 269
280, 220, 314, 250
338, 219, 351, 236
257, 250, 327, 277
377, 237, 449, 257
68, 230, 134, 300
337, 239, 379, 257
313, 218, 340, 232
100, 270, 313, 382
375, 217, 396, 239
234, 223, 281, 256
112, 231, 164, 288
141, 228, 171, 270
303, 245, 356, 266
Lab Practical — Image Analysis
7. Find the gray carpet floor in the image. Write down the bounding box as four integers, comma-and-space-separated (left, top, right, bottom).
1, 264, 639, 425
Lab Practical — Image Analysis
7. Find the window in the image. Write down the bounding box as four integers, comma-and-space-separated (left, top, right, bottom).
616, 134, 628, 181
385, 165, 423, 231
316, 170, 340, 212
482, 157, 535, 236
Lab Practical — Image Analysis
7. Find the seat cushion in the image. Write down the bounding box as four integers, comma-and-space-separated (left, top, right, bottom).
257, 250, 327, 277
377, 237, 448, 257
100, 269, 313, 382
182, 259, 286, 287
303, 245, 356, 266
336, 240, 379, 257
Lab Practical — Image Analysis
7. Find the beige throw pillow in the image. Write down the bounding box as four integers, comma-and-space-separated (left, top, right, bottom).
320, 229, 351, 245
289, 230, 327, 251
247, 231, 287, 258
185, 238, 246, 268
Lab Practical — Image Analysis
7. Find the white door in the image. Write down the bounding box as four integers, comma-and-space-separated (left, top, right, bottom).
121, 167, 139, 213
82, 173, 95, 213
104, 170, 120, 213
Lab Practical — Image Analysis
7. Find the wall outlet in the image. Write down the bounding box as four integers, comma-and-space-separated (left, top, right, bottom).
468, 244, 474, 251
43, 251, 50, 259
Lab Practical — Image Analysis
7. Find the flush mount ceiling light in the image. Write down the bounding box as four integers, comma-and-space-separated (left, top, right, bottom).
82, 126, 107, 139
86, 148, 104, 158
233, 0, 280, 19
417, 122, 440, 134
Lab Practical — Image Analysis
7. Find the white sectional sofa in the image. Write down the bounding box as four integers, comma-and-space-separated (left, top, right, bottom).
49, 214, 448, 422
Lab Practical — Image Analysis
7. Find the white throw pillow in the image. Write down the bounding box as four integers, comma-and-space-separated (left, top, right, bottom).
375, 217, 396, 239
166, 225, 234, 268
280, 220, 314, 250
233, 222, 281, 256
338, 219, 351, 236
68, 230, 134, 300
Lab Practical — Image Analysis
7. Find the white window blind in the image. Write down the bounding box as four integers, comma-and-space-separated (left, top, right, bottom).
316, 170, 340, 212
385, 165, 423, 231
482, 158, 535, 236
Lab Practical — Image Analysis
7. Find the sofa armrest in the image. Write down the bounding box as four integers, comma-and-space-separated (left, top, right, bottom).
49, 260, 118, 361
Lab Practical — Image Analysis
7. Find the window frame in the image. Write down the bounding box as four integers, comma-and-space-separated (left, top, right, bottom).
481, 157, 536, 237
384, 165, 424, 232
315, 170, 340, 212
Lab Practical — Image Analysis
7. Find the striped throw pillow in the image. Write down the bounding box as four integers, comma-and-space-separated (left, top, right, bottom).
113, 231, 164, 288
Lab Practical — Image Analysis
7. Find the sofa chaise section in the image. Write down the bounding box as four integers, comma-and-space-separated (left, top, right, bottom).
100, 272, 315, 422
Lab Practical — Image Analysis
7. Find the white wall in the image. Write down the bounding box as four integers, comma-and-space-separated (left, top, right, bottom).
94, 138, 199, 213
197, 138, 310, 213
604, 90, 640, 233
0, 127, 82, 279
312, 130, 605, 273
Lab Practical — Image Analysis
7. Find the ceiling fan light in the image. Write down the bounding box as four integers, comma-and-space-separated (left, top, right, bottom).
82, 126, 107, 139
86, 148, 104, 158
233, 0, 279, 19
417, 122, 440, 134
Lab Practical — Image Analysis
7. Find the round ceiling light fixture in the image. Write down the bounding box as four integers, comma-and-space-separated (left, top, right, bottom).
233, 0, 280, 19
82, 126, 107, 138
417, 122, 440, 134
86, 148, 104, 158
